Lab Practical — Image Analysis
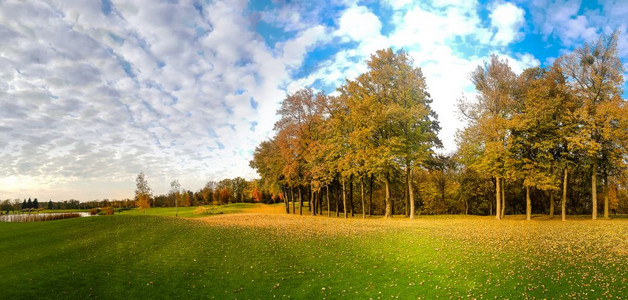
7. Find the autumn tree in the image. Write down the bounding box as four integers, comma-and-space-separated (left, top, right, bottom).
251, 139, 289, 212
135, 171, 151, 213
201, 181, 216, 205
460, 54, 517, 220
340, 48, 440, 218
508, 66, 567, 220
274, 88, 326, 215
560, 31, 626, 219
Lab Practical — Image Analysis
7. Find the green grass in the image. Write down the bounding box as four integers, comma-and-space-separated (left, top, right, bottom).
118, 203, 258, 218
0, 213, 625, 299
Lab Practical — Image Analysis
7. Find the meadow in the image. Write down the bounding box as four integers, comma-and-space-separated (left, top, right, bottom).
0, 204, 626, 299
117, 203, 259, 218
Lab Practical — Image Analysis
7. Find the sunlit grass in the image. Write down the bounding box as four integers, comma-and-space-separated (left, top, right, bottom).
118, 203, 259, 218
0, 209, 625, 299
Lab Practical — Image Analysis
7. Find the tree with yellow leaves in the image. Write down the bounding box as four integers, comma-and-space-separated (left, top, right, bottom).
460, 54, 517, 220
135, 171, 151, 213
560, 31, 626, 219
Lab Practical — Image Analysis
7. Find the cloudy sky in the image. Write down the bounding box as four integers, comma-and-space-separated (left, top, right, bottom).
1, 0, 627, 201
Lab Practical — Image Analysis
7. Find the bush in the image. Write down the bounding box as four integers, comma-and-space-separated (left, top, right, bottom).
89, 208, 100, 216
103, 207, 114, 215
194, 206, 222, 215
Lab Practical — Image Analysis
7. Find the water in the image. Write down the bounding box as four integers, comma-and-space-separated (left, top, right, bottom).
0, 212, 92, 222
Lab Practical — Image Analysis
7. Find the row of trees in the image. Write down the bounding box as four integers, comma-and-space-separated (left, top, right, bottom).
133, 172, 275, 212
0, 198, 138, 213
250, 33, 627, 219
3, 174, 274, 214
251, 48, 441, 218
458, 32, 627, 220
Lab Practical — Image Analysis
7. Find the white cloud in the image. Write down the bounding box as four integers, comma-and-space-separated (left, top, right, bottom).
489, 2, 526, 46
336, 5, 382, 42
9, 0, 613, 201
0, 0, 327, 200
527, 0, 598, 46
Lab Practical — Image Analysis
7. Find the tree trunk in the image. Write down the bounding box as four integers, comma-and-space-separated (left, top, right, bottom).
308, 186, 312, 213
464, 198, 468, 215
592, 160, 597, 220
335, 181, 339, 217
299, 187, 303, 216
342, 177, 348, 219
549, 191, 554, 218
319, 190, 323, 215
327, 185, 330, 217
317, 190, 321, 215
409, 167, 415, 219
361, 177, 365, 219
489, 200, 492, 216
501, 178, 505, 218
291, 187, 295, 214
311, 186, 316, 216
385, 173, 392, 218
405, 167, 410, 217
604, 174, 609, 219
369, 175, 373, 216
495, 176, 501, 220
349, 176, 354, 217
562, 168, 567, 221
526, 186, 531, 221
284, 186, 289, 214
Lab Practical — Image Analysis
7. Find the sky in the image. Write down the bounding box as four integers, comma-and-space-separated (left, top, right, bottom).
1, 0, 627, 201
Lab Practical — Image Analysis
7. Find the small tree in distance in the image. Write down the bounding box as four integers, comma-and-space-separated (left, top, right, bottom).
135, 171, 152, 213
170, 179, 181, 217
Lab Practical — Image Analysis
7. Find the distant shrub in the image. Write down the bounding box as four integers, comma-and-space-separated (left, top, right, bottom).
103, 207, 114, 215
194, 206, 222, 215
90, 208, 100, 215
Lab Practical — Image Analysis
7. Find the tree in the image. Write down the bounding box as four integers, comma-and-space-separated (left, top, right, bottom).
340, 48, 440, 218
460, 54, 517, 220
560, 31, 626, 219
510, 66, 567, 220
250, 140, 288, 211
170, 179, 181, 217
202, 181, 217, 205
1, 200, 11, 214
274, 88, 326, 215
33, 198, 39, 209
135, 171, 151, 213
183, 191, 192, 207
217, 179, 233, 204
219, 188, 230, 205
231, 177, 248, 203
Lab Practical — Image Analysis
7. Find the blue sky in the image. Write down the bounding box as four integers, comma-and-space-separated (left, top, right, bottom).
1, 0, 626, 201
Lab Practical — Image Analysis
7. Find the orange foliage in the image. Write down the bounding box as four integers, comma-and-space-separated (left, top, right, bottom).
252, 188, 262, 203
219, 188, 230, 204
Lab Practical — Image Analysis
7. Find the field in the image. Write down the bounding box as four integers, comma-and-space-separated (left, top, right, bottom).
0, 204, 626, 299
117, 203, 260, 218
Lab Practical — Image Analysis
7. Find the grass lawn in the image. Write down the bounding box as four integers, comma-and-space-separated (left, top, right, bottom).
0, 206, 626, 299
118, 203, 259, 218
